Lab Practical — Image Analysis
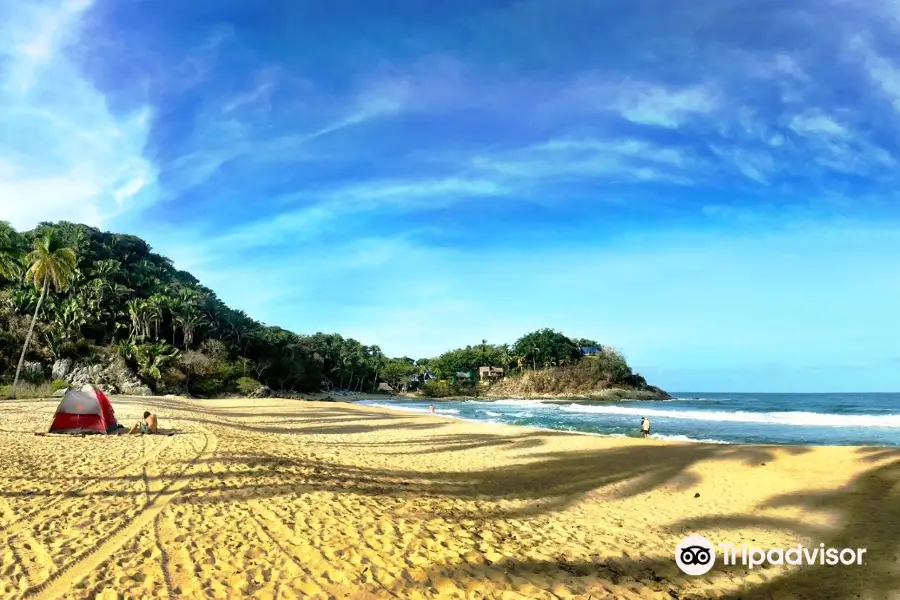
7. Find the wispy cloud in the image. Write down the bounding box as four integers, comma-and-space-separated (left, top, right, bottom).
789, 112, 850, 137
0, 0, 155, 229
614, 82, 719, 128
564, 77, 719, 128
852, 35, 900, 111
471, 137, 702, 185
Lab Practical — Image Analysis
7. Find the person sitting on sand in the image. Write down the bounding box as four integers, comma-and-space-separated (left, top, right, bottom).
640, 417, 651, 438
129, 411, 158, 435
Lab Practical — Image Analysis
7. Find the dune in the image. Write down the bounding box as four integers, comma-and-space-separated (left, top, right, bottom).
0, 396, 896, 599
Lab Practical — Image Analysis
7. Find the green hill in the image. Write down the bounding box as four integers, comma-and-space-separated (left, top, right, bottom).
0, 221, 668, 401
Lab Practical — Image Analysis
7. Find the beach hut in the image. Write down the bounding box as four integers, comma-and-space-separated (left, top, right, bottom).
48, 385, 119, 434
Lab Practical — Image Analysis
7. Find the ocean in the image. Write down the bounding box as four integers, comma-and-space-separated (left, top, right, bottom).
357, 393, 900, 446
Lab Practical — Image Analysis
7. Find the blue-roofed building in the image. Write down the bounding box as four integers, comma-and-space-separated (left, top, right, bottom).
580, 346, 603, 357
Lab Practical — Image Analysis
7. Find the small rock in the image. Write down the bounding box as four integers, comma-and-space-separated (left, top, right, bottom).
694, 493, 700, 498
51, 358, 73, 380
249, 385, 274, 399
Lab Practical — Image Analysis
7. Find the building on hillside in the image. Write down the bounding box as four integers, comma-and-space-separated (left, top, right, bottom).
478, 366, 505, 380
580, 346, 603, 357
453, 371, 474, 384
406, 370, 437, 391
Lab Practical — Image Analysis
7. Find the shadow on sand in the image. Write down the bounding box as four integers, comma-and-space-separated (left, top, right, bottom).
37, 397, 900, 598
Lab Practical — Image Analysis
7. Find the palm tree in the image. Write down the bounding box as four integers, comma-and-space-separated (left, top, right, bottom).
370, 345, 384, 392
12, 229, 77, 398
0, 221, 23, 280
146, 293, 169, 341
172, 290, 206, 349
134, 342, 179, 390
127, 298, 152, 340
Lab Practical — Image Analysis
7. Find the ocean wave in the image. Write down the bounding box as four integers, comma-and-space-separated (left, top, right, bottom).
668, 397, 723, 402
483, 399, 546, 408
651, 433, 730, 444
364, 403, 430, 414
365, 402, 460, 416
559, 404, 900, 428
483, 411, 502, 417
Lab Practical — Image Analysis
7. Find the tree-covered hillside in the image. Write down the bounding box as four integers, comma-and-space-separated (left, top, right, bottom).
0, 222, 666, 399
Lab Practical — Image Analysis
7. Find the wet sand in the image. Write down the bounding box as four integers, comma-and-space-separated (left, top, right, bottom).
0, 396, 897, 599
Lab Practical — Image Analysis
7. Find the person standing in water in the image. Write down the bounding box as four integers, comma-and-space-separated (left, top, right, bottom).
429, 405, 436, 414
640, 417, 651, 438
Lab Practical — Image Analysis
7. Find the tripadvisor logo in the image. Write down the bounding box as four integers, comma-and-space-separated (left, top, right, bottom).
676, 536, 716, 576
675, 536, 868, 575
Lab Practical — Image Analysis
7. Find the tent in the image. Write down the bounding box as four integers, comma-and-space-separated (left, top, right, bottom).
48, 385, 119, 434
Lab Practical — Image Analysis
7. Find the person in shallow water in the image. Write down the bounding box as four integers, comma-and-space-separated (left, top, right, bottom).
429, 405, 436, 414
640, 417, 651, 438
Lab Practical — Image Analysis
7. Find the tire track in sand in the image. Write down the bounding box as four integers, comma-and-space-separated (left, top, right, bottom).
0, 432, 177, 595
194, 424, 355, 599
0, 497, 55, 593
22, 425, 218, 600
0, 432, 176, 534
244, 498, 403, 599
155, 507, 205, 599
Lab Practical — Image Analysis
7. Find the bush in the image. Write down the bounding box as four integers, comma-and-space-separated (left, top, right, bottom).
422, 380, 473, 398
190, 377, 225, 398
236, 377, 262, 396
51, 379, 69, 392
21, 362, 44, 384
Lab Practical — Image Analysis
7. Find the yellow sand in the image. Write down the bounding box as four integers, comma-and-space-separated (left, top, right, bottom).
0, 396, 898, 600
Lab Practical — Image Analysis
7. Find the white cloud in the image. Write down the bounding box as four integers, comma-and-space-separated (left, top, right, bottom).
0, 0, 156, 231
785, 112, 895, 177
614, 82, 718, 128
186, 177, 506, 252
709, 146, 776, 184
472, 137, 701, 184
563, 76, 718, 128
789, 112, 849, 137
853, 36, 900, 111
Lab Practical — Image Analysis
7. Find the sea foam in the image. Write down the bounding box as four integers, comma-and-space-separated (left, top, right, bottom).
559, 404, 900, 428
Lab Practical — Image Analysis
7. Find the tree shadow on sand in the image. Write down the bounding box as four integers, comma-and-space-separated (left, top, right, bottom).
161, 441, 809, 521
333, 446, 900, 599
0, 438, 805, 521
664, 447, 900, 600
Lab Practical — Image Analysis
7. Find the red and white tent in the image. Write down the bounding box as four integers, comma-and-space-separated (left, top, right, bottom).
48, 385, 119, 434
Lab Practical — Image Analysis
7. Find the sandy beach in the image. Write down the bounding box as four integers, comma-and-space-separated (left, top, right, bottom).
0, 396, 897, 600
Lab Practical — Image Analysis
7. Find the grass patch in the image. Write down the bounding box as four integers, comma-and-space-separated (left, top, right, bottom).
0, 382, 59, 400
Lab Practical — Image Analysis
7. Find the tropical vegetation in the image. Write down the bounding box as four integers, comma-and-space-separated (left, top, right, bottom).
0, 221, 665, 400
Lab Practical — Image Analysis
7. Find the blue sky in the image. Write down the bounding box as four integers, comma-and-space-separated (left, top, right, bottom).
2, 0, 900, 392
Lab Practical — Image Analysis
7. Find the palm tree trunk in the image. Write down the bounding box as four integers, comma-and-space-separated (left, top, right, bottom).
12, 279, 48, 399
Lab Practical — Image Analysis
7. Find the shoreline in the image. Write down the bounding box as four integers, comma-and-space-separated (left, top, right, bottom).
358, 396, 900, 449
367, 400, 737, 445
